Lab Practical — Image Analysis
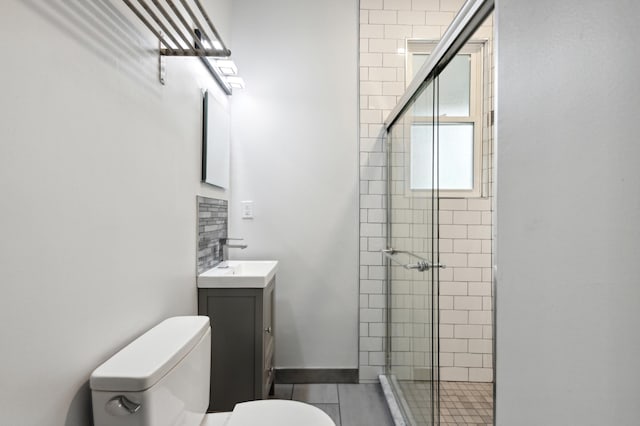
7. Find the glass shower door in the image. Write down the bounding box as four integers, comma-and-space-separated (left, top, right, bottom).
384, 77, 441, 425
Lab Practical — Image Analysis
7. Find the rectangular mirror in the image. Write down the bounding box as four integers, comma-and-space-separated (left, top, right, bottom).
202, 90, 230, 188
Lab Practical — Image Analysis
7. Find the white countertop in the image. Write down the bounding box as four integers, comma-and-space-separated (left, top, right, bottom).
197, 260, 278, 288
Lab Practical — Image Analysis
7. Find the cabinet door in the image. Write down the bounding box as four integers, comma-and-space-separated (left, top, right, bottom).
199, 290, 260, 412
262, 280, 275, 397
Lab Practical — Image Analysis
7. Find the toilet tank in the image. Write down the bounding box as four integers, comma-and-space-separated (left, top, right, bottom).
90, 316, 211, 426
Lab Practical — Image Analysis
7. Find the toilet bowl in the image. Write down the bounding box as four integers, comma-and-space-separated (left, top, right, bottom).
202, 400, 334, 426
90, 316, 334, 426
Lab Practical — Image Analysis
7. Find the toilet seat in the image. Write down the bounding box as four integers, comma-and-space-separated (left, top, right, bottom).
201, 412, 232, 426
202, 400, 335, 426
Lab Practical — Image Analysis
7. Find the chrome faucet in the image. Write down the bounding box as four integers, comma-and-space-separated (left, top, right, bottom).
219, 237, 248, 260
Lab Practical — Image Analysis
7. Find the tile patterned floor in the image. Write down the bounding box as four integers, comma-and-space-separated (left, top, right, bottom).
271, 381, 492, 425
271, 383, 395, 426
398, 380, 435, 424
399, 380, 493, 425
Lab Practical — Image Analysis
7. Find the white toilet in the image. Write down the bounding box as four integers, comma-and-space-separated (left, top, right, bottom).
90, 316, 334, 426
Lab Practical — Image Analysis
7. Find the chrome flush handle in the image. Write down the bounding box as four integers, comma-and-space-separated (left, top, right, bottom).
105, 395, 141, 416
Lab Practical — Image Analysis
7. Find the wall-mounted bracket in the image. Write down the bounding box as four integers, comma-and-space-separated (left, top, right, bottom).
159, 32, 166, 85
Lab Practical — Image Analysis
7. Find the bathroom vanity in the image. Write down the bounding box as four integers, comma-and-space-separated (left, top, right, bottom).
197, 261, 277, 412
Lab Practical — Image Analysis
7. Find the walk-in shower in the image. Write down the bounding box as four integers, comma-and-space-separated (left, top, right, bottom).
378, 1, 494, 424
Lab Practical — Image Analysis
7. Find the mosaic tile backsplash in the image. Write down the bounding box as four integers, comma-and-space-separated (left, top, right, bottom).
197, 196, 228, 274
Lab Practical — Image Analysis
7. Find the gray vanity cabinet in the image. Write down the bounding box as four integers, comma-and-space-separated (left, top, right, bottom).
198, 277, 275, 412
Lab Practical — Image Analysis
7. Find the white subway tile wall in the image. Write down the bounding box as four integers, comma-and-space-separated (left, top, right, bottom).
359, 0, 494, 383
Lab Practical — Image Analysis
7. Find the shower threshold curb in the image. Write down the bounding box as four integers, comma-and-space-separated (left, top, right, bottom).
379, 374, 407, 426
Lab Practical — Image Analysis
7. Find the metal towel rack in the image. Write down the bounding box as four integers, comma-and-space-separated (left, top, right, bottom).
121, 0, 232, 90
381, 248, 446, 272
122, 0, 230, 56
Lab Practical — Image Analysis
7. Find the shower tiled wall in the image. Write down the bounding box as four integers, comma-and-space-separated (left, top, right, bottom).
359, 0, 494, 383
197, 196, 228, 274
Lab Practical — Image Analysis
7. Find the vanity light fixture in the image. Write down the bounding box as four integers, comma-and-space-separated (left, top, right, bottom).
225, 76, 245, 90
215, 59, 238, 76
204, 56, 245, 91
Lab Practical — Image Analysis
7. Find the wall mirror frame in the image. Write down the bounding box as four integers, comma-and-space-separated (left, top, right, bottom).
202, 90, 230, 188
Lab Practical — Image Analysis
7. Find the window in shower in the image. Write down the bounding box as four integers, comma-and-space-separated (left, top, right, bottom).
406, 41, 484, 197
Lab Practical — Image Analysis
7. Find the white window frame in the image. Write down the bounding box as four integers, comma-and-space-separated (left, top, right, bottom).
405, 40, 485, 198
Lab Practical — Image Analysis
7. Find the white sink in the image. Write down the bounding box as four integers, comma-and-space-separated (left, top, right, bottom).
197, 260, 278, 288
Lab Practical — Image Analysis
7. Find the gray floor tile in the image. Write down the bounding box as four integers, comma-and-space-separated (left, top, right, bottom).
292, 383, 339, 403
338, 384, 394, 426
312, 403, 341, 426
270, 383, 293, 400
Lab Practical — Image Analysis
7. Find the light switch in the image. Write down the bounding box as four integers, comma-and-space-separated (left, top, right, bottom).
241, 201, 254, 219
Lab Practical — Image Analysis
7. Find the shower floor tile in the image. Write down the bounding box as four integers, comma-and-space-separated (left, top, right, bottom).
399, 380, 493, 425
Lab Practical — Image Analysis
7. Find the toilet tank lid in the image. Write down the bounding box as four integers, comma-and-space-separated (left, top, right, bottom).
90, 316, 210, 392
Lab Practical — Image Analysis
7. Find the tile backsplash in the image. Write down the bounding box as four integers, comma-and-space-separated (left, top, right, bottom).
197, 196, 228, 274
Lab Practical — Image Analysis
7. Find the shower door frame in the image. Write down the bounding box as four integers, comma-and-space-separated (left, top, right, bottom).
382, 91, 442, 426
379, 0, 495, 425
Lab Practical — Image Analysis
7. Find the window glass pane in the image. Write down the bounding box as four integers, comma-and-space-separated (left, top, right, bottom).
411, 123, 474, 190
438, 123, 474, 189
440, 55, 471, 116
411, 55, 471, 117
410, 123, 434, 189
412, 54, 433, 117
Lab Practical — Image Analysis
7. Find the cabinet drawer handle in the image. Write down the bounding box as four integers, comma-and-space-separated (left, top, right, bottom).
265, 326, 272, 334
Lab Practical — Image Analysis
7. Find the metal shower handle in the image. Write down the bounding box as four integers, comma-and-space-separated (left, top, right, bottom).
382, 248, 446, 271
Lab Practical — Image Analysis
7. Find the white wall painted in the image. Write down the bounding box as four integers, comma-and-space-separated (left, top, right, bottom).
0, 1, 230, 424
496, 0, 640, 424
228, 0, 359, 368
